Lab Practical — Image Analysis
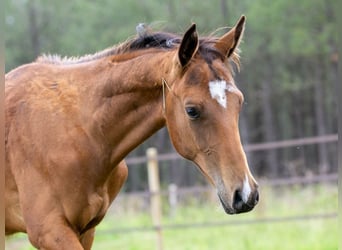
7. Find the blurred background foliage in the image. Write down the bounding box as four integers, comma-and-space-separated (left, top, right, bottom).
5, 0, 338, 191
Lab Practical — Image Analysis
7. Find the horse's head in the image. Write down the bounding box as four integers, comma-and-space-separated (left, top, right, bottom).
165, 16, 258, 214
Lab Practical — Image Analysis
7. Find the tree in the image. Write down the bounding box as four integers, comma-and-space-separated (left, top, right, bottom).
5, 0, 338, 188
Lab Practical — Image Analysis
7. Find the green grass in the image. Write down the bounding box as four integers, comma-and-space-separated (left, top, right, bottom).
6, 184, 338, 250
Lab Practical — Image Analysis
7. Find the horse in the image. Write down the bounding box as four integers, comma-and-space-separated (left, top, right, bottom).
5, 15, 258, 249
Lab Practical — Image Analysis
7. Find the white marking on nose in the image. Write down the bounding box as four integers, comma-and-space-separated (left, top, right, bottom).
241, 174, 252, 203
208, 80, 239, 108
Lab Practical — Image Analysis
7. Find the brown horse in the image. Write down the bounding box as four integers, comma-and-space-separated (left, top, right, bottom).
5, 16, 258, 249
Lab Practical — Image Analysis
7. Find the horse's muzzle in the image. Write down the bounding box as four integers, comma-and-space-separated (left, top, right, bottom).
219, 189, 259, 214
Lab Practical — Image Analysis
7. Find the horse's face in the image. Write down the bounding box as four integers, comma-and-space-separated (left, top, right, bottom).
165, 16, 258, 214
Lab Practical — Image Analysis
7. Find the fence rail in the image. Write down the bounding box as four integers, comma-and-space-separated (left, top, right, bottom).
112, 173, 338, 198
125, 134, 338, 165
97, 212, 338, 235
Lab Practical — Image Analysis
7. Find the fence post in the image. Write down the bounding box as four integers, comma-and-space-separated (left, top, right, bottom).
147, 147, 163, 250
168, 183, 178, 218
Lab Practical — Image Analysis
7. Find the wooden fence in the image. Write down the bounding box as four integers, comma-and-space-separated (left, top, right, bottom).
118, 134, 339, 250
106, 172, 337, 250
105, 134, 338, 250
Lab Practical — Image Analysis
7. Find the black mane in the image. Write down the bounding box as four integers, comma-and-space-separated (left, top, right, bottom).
128, 32, 181, 50
37, 28, 233, 66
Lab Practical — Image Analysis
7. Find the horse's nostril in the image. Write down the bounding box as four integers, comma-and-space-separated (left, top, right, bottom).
255, 191, 259, 203
233, 189, 244, 210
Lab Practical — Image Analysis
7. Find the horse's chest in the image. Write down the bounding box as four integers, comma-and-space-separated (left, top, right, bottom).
73, 191, 110, 233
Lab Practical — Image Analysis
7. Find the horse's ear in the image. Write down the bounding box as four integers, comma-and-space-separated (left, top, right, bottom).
215, 15, 246, 58
178, 23, 199, 67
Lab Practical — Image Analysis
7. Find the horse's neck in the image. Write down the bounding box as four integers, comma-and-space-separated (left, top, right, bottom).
86, 51, 174, 165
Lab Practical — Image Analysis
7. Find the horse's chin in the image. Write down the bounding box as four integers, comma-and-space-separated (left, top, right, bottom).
218, 194, 235, 214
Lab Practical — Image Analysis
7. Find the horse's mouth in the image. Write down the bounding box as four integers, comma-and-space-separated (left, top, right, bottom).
218, 191, 256, 215
218, 194, 236, 214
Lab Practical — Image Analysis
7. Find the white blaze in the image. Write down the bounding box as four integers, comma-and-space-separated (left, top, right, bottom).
209, 80, 227, 108
241, 174, 252, 203
208, 80, 239, 108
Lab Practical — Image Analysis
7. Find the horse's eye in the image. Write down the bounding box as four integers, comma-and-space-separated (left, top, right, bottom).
185, 106, 200, 120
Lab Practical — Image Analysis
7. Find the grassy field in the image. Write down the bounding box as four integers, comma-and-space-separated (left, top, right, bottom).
6, 183, 338, 250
